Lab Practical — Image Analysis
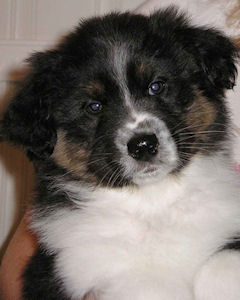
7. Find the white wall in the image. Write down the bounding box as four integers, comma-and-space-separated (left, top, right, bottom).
0, 0, 144, 259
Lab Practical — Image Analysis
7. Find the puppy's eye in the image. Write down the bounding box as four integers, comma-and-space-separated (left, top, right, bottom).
87, 102, 102, 114
148, 81, 165, 96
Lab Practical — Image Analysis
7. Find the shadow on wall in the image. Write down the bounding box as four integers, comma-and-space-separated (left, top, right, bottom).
0, 68, 34, 260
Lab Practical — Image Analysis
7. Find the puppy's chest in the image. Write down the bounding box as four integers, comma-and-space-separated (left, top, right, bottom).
44, 186, 233, 280
38, 183, 240, 297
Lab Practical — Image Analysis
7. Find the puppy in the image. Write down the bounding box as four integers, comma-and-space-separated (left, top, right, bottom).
2, 7, 240, 300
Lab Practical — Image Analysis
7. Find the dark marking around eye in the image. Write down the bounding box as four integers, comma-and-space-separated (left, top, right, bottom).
87, 102, 102, 114
148, 80, 166, 96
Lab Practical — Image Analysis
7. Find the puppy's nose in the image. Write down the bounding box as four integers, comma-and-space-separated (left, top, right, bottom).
127, 134, 159, 161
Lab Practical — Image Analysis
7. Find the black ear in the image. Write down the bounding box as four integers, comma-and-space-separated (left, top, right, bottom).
1, 50, 61, 160
190, 27, 239, 90
149, 7, 239, 91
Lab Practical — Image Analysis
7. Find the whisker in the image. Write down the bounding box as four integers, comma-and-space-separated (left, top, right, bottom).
175, 135, 195, 143
175, 132, 224, 144
117, 171, 128, 187
178, 146, 212, 152
178, 151, 193, 158
107, 166, 120, 189
170, 118, 186, 132
91, 133, 115, 149
96, 161, 119, 188
177, 142, 216, 146
172, 122, 227, 137
111, 170, 123, 188
172, 123, 208, 136
179, 130, 225, 136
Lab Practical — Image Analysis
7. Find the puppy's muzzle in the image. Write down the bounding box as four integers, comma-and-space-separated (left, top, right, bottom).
127, 133, 159, 161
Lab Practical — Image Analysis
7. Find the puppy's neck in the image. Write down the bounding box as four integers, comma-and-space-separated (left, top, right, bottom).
53, 152, 235, 216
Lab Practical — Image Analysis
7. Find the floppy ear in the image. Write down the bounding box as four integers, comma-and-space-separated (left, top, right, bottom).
189, 27, 239, 91
1, 50, 61, 160
150, 7, 239, 91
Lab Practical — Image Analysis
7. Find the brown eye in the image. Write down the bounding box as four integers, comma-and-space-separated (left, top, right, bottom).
148, 81, 165, 96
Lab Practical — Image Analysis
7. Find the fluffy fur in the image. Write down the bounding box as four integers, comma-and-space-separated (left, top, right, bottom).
2, 7, 240, 300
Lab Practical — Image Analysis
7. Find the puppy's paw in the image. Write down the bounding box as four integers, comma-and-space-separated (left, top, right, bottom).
194, 250, 240, 300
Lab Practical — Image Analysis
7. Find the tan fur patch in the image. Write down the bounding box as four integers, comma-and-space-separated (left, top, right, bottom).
85, 81, 104, 95
233, 37, 240, 48
138, 62, 148, 74
226, 2, 240, 30
186, 93, 217, 138
52, 131, 97, 182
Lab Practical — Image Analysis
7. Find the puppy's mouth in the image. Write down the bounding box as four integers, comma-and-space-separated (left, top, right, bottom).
137, 166, 163, 180
132, 161, 173, 184
143, 166, 158, 174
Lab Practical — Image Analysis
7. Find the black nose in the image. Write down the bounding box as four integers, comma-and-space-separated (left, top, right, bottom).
127, 134, 159, 161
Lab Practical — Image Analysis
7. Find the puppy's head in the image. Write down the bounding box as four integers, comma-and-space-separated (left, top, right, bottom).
2, 8, 238, 186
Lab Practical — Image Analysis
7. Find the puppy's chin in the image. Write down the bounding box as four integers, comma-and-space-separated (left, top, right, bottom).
127, 157, 179, 185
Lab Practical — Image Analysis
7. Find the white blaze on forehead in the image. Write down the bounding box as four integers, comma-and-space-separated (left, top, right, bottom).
126, 112, 154, 130
111, 43, 132, 107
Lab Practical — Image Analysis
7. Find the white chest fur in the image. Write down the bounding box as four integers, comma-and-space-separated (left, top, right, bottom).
33, 155, 240, 299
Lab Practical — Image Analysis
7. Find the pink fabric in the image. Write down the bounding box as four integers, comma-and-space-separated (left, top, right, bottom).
235, 164, 240, 173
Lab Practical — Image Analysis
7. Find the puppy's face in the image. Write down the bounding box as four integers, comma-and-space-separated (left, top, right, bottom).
2, 9, 238, 187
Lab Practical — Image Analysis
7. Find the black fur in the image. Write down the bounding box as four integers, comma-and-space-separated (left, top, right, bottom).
1, 7, 239, 299
22, 247, 68, 300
